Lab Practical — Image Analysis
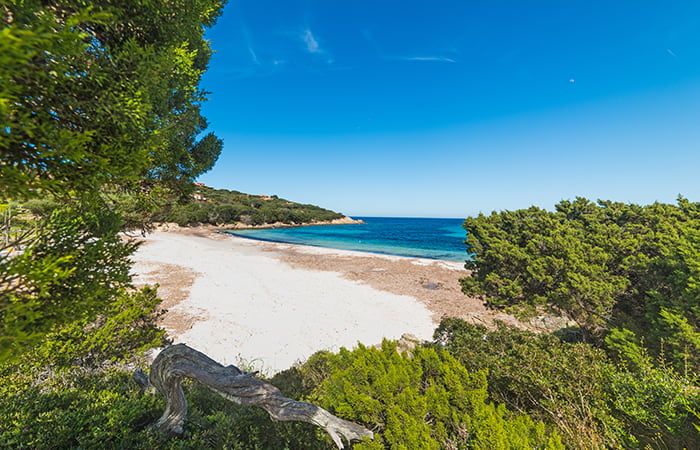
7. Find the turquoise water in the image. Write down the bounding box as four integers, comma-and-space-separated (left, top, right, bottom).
226, 217, 468, 262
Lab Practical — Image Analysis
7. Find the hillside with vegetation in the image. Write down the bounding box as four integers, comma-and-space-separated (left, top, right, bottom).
154, 184, 348, 227
1, 0, 698, 448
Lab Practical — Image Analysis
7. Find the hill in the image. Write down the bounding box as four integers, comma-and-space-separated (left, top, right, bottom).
154, 184, 358, 228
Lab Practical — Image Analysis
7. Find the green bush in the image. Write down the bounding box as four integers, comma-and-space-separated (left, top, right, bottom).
435, 317, 700, 448
9, 318, 696, 449
0, 207, 139, 360
461, 197, 700, 359
303, 340, 563, 449
0, 283, 170, 449
605, 328, 700, 447
0, 371, 162, 449
435, 318, 617, 448
167, 202, 213, 226
212, 204, 249, 224
22, 198, 60, 219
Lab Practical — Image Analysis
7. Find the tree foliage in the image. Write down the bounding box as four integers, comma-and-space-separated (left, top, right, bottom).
460, 197, 700, 367
4, 2, 698, 447
0, 336, 564, 449
1, 0, 226, 358
1, 0, 224, 200
0, 287, 168, 449
0, 207, 139, 360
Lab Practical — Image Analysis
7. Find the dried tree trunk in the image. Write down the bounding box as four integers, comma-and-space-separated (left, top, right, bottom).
134, 343, 372, 449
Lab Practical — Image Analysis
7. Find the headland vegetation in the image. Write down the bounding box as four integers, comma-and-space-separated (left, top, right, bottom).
151, 184, 363, 229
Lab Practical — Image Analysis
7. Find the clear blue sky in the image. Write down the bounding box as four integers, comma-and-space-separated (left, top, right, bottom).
197, 0, 700, 218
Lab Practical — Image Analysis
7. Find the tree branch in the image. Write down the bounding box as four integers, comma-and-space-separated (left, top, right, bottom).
135, 343, 373, 449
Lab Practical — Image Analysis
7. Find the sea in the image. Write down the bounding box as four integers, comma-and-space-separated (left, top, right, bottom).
226, 217, 468, 262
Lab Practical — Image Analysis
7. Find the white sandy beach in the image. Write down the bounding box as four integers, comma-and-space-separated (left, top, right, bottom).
130, 228, 550, 374
130, 229, 444, 374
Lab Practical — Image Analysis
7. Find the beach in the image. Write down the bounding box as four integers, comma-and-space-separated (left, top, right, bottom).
129, 226, 532, 374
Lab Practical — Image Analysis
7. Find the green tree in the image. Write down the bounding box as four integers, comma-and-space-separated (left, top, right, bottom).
1, 0, 224, 200
1, 0, 226, 359
461, 197, 700, 351
158, 186, 346, 227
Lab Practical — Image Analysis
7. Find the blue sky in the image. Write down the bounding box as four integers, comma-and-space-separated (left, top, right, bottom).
197, 0, 700, 218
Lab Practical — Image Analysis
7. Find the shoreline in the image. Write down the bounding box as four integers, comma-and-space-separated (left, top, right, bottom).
130, 226, 567, 374
219, 230, 467, 263
150, 216, 365, 233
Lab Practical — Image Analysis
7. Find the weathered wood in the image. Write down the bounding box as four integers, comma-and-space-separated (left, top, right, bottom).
135, 343, 372, 449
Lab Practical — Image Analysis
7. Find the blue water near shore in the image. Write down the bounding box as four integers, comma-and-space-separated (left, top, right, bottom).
227, 217, 468, 262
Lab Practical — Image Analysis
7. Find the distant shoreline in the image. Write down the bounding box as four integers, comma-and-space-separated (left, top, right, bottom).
226, 216, 468, 263
225, 231, 463, 262
150, 216, 364, 232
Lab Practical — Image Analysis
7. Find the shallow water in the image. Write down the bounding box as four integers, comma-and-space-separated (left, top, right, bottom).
227, 217, 469, 262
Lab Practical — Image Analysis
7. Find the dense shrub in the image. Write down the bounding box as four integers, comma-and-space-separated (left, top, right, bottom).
461, 197, 700, 374
434, 317, 700, 448
301, 340, 563, 449
0, 335, 567, 449
0, 207, 139, 360
0, 284, 169, 448
22, 198, 60, 219
0, 371, 161, 449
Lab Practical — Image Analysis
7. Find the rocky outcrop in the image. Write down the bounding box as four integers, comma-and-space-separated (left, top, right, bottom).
219, 216, 365, 230
148, 217, 364, 232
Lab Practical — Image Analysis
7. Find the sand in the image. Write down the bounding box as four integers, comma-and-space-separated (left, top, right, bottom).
129, 227, 534, 374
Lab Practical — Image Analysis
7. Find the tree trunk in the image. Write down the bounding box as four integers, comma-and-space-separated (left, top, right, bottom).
134, 343, 373, 449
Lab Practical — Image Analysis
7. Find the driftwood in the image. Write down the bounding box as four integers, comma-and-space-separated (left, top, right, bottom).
134, 344, 373, 449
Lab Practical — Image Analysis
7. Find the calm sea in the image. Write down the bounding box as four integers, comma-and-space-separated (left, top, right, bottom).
226, 217, 468, 262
